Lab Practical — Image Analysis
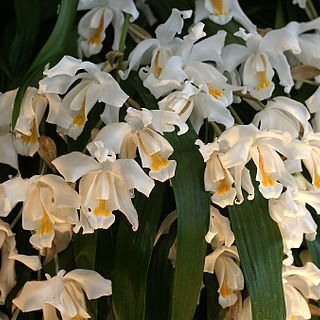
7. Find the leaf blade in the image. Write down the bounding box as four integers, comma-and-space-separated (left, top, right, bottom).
167, 129, 210, 320
229, 189, 285, 320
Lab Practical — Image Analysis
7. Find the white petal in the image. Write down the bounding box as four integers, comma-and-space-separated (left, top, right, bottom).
64, 269, 112, 299
52, 152, 101, 182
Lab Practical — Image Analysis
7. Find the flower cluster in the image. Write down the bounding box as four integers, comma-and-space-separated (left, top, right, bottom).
1, 0, 320, 318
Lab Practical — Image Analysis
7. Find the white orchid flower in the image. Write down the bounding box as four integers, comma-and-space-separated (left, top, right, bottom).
1, 175, 81, 249
0, 219, 41, 304
39, 55, 128, 139
159, 77, 235, 134
88, 107, 187, 182
221, 27, 301, 100
283, 262, 320, 320
196, 139, 254, 207
194, 0, 256, 32
206, 205, 234, 247
284, 18, 320, 69
204, 246, 244, 308
219, 124, 311, 199
269, 187, 319, 265
204, 205, 243, 308
0, 87, 54, 168
253, 96, 310, 138
14, 87, 48, 156
78, 0, 139, 56
139, 22, 227, 99
293, 0, 307, 8
306, 87, 320, 132
302, 129, 320, 190
120, 8, 192, 80
13, 269, 112, 320
52, 149, 155, 233
0, 90, 19, 170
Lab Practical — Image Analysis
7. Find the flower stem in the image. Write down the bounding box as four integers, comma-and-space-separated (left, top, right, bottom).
11, 309, 20, 320
116, 13, 131, 82
10, 207, 22, 229
306, 0, 318, 19
229, 106, 244, 125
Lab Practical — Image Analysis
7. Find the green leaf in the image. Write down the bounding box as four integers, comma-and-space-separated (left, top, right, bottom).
166, 128, 210, 320
112, 182, 165, 320
307, 214, 320, 268
229, 186, 285, 320
9, 0, 41, 78
12, 0, 79, 128
73, 232, 98, 319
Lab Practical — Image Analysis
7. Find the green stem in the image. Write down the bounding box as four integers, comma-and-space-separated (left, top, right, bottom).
306, 0, 318, 19
12, 309, 20, 320
54, 254, 60, 274
10, 207, 22, 229
116, 13, 131, 82
229, 106, 244, 125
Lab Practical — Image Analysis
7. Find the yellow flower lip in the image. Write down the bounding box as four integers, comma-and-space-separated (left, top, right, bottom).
88, 14, 105, 46
212, 0, 227, 16
258, 148, 276, 187
93, 199, 112, 217
73, 98, 86, 127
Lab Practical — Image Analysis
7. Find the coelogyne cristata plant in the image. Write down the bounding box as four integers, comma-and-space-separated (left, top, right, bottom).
1, 0, 320, 319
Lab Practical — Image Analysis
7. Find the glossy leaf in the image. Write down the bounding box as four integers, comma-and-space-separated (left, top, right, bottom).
112, 183, 165, 320
229, 187, 285, 320
12, 0, 78, 128
307, 214, 320, 268
166, 129, 210, 320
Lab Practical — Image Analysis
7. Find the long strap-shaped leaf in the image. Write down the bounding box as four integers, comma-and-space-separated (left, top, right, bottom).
229, 189, 285, 320
112, 183, 165, 320
307, 214, 320, 267
166, 130, 210, 320
12, 0, 79, 128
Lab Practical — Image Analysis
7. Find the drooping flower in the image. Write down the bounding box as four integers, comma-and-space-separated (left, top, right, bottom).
52, 148, 155, 233
253, 96, 310, 138
0, 90, 19, 170
87, 107, 187, 182
120, 8, 192, 80
219, 124, 311, 199
269, 187, 319, 265
283, 262, 320, 320
221, 27, 301, 100
1, 175, 81, 250
284, 17, 320, 69
204, 206, 244, 308
158, 63, 236, 133
196, 139, 254, 207
138, 22, 227, 99
77, 0, 139, 56
0, 219, 41, 304
39, 55, 128, 139
13, 269, 112, 320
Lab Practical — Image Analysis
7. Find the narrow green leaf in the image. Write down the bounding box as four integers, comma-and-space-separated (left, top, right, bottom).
112, 182, 165, 320
146, 228, 175, 320
12, 0, 78, 128
73, 232, 98, 319
166, 129, 210, 320
229, 187, 285, 320
9, 0, 41, 76
307, 214, 320, 268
